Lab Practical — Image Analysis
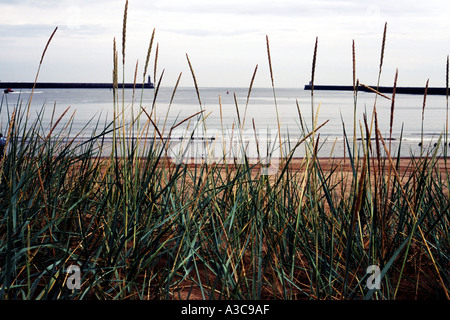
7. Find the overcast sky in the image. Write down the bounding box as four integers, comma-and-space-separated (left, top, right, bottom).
1, 0, 450, 88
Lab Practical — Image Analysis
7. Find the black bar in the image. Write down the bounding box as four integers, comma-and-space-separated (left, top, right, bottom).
0, 82, 154, 89
304, 84, 448, 95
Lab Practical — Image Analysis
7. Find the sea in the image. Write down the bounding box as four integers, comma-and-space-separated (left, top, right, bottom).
1, 86, 449, 159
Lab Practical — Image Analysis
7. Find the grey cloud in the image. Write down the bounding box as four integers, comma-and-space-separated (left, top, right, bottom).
162, 28, 261, 37
0, 23, 108, 40
151, 0, 441, 20
153, 0, 356, 17
0, 24, 57, 38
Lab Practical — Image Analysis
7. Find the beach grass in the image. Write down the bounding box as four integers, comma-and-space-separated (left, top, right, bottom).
0, 6, 449, 300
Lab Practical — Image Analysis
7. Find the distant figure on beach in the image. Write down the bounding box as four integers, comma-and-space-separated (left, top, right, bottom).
0, 133, 6, 159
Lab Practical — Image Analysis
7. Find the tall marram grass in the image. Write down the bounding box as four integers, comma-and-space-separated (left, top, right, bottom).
0, 7, 449, 300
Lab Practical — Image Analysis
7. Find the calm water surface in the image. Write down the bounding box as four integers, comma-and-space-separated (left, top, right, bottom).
1, 87, 449, 157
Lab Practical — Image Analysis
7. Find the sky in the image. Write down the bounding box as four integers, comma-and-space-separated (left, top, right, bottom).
1, 0, 450, 88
